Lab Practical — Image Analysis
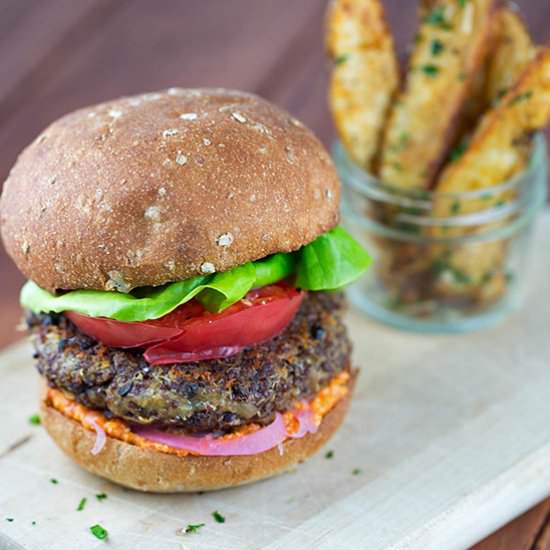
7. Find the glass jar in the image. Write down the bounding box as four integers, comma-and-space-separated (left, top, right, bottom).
335, 133, 548, 332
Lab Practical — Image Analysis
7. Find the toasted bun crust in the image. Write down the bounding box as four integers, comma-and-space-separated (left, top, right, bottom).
0, 88, 339, 292
40, 381, 354, 493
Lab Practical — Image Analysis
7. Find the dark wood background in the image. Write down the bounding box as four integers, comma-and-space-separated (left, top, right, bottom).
0, 1, 549, 547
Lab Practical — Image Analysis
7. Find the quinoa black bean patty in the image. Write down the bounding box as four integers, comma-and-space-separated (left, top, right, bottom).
29, 292, 351, 433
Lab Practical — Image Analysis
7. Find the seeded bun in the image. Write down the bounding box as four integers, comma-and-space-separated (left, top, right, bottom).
40, 378, 354, 493
0, 88, 339, 293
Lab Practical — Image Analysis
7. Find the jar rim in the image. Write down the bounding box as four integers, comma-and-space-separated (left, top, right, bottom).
334, 132, 547, 200
336, 134, 548, 243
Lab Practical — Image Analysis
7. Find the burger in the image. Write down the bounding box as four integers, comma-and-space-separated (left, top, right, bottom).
0, 88, 370, 492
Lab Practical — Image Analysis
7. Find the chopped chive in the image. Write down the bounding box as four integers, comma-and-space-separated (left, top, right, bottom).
430, 39, 444, 56
31, 521, 36, 526
481, 272, 493, 286
6, 518, 14, 522
96, 493, 108, 501
481, 192, 493, 200
505, 272, 514, 284
352, 468, 362, 475
510, 90, 533, 105
90, 524, 108, 540
495, 199, 506, 207
458, 0, 468, 6
325, 450, 334, 459
50, 478, 59, 485
451, 200, 461, 214
185, 523, 206, 534
28, 414, 41, 426
77, 498, 87, 512
424, 7, 452, 30
458, 72, 466, 81
212, 511, 225, 524
450, 142, 466, 162
334, 54, 349, 66
414, 32, 423, 44
420, 64, 439, 77
390, 132, 410, 152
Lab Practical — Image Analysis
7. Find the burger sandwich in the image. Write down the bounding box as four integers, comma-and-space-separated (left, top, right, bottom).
0, 88, 370, 492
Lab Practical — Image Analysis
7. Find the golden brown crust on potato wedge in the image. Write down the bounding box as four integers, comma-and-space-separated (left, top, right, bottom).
379, 0, 496, 189
433, 47, 550, 226
326, 0, 399, 170
484, 7, 536, 105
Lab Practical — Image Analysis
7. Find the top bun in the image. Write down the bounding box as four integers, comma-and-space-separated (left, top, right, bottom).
0, 88, 339, 293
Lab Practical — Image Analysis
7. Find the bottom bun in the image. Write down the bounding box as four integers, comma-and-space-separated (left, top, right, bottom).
40, 377, 355, 493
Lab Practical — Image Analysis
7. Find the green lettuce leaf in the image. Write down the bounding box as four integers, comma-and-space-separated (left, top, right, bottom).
20, 226, 370, 321
296, 226, 372, 290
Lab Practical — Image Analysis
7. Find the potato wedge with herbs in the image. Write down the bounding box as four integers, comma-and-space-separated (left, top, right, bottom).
326, 0, 399, 171
433, 47, 550, 225
484, 7, 536, 105
452, 6, 535, 154
430, 47, 550, 297
379, 0, 495, 189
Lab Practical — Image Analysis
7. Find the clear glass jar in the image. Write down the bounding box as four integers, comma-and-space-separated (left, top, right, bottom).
335, 133, 548, 332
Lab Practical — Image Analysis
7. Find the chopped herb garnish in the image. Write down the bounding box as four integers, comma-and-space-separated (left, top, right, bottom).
420, 64, 439, 77
96, 493, 108, 501
495, 199, 506, 207
458, 0, 468, 7
390, 132, 410, 152
424, 7, 452, 30
432, 256, 472, 285
77, 498, 87, 512
392, 161, 403, 172
458, 72, 466, 81
496, 88, 508, 102
481, 272, 493, 286
510, 90, 533, 105
430, 39, 444, 56
212, 511, 225, 524
450, 142, 466, 162
50, 478, 59, 485
185, 523, 206, 534
334, 54, 349, 66
481, 192, 493, 200
414, 32, 423, 44
451, 200, 461, 214
325, 450, 334, 459
28, 414, 41, 425
352, 468, 362, 475
6, 518, 14, 522
32, 521, 36, 526
90, 524, 108, 540
505, 272, 514, 284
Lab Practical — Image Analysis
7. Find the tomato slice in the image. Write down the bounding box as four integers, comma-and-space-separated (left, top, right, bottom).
66, 285, 304, 365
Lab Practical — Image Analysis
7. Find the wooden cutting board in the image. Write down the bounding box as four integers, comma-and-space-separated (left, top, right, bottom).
1, 213, 550, 550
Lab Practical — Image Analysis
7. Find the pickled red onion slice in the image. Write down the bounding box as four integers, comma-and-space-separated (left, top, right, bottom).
290, 405, 317, 439
87, 416, 107, 455
133, 404, 319, 457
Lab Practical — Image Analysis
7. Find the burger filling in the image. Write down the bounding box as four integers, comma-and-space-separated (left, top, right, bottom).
22, 226, 370, 456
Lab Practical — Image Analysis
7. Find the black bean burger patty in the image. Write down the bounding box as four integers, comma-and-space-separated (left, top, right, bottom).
28, 292, 351, 433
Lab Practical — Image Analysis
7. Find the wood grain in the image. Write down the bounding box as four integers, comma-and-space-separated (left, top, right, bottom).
0, 2, 549, 547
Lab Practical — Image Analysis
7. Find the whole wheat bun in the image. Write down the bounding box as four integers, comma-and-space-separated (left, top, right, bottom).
0, 88, 339, 293
40, 381, 354, 493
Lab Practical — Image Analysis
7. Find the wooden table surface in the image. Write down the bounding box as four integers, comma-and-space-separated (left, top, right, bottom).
0, 2, 548, 548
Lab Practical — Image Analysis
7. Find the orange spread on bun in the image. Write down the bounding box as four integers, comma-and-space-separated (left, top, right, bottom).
45, 371, 350, 456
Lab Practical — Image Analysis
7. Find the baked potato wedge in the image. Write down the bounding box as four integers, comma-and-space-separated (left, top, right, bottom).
485, 6, 536, 105
433, 46, 550, 225
326, 0, 399, 170
430, 47, 550, 297
379, 0, 496, 189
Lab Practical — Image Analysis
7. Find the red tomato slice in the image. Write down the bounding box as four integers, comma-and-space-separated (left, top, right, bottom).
66, 285, 304, 365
